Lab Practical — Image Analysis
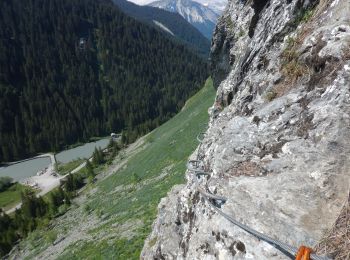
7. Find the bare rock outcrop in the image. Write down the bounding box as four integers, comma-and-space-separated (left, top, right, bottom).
142, 0, 350, 259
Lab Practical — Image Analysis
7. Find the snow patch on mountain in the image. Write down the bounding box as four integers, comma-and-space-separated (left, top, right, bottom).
192, 0, 227, 13
149, 0, 220, 39
127, 0, 227, 13
153, 20, 175, 35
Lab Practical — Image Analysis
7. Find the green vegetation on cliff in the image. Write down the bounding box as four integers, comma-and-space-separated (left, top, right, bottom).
11, 78, 215, 259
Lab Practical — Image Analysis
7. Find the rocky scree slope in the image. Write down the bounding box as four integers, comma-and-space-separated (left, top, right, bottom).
142, 0, 350, 259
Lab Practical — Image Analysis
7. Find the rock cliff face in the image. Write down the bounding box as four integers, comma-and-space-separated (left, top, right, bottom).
142, 0, 350, 259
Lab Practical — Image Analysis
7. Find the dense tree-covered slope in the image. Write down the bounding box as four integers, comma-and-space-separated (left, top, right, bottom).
5, 79, 215, 260
113, 0, 210, 57
0, 0, 208, 163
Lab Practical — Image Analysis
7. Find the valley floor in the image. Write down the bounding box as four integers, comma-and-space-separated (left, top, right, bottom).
8, 79, 216, 259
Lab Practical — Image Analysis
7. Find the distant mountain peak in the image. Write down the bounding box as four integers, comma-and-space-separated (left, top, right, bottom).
192, 0, 227, 13
113, 0, 211, 58
148, 0, 221, 39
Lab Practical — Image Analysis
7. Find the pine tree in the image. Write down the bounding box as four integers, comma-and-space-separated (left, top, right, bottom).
0, 0, 208, 163
98, 147, 104, 164
65, 174, 75, 192
92, 148, 100, 165
85, 159, 94, 177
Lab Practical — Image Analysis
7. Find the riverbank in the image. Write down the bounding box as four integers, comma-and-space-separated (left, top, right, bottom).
6, 166, 62, 215
0, 153, 56, 168
63, 136, 109, 150
3, 140, 110, 214
5, 78, 215, 259
4, 143, 112, 214
1, 153, 59, 209
0, 138, 109, 182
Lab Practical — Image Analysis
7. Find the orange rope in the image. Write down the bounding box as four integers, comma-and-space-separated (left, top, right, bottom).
296, 246, 313, 260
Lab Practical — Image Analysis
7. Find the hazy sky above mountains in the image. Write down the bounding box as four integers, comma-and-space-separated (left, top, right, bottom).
128, 0, 227, 11
127, 0, 159, 4
128, 0, 208, 5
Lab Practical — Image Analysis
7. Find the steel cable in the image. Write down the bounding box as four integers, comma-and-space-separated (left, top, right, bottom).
185, 131, 331, 260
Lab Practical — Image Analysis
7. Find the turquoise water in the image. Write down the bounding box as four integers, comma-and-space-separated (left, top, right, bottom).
0, 157, 51, 182
56, 139, 109, 163
0, 138, 109, 181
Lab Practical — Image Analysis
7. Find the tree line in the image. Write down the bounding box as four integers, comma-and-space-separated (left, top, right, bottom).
113, 0, 211, 58
0, 181, 75, 256
0, 141, 114, 257
0, 0, 208, 163
0, 177, 13, 192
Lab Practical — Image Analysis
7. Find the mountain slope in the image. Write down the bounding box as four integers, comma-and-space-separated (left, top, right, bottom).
149, 0, 219, 39
9, 79, 216, 259
192, 0, 227, 14
0, 0, 208, 163
113, 0, 211, 58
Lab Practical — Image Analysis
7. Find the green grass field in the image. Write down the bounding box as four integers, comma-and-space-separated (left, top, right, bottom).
57, 159, 85, 175
16, 78, 215, 259
0, 183, 31, 211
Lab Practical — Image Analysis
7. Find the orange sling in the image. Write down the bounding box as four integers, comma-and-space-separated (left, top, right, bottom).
296, 246, 313, 260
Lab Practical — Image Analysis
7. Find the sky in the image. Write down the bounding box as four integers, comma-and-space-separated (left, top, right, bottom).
127, 0, 155, 4
127, 0, 227, 11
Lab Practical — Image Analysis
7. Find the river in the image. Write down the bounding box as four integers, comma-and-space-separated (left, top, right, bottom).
0, 138, 109, 182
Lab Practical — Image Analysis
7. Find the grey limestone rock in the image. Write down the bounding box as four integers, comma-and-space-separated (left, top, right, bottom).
142, 0, 350, 259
